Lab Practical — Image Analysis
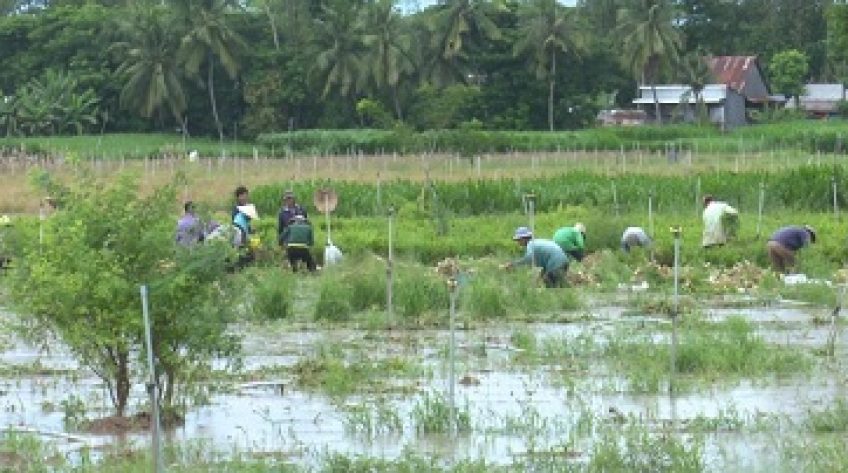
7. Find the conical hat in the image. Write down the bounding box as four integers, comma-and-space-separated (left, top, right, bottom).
313, 188, 338, 213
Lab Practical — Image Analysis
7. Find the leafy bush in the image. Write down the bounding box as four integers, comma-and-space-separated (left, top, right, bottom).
314, 279, 353, 322
248, 267, 294, 321
395, 268, 449, 319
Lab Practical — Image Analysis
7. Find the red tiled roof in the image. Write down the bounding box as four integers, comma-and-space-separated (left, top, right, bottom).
707, 56, 758, 93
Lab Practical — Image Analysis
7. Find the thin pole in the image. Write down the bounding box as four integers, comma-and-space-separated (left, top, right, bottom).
324, 194, 331, 244
834, 176, 839, 218
387, 206, 395, 327
757, 182, 765, 238
447, 277, 458, 437
648, 191, 654, 238
670, 227, 681, 394
612, 182, 619, 217
140, 285, 163, 473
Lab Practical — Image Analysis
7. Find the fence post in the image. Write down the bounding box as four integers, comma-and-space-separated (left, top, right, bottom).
140, 285, 164, 473
387, 205, 395, 328
833, 175, 840, 218
447, 277, 459, 437
757, 182, 765, 238
670, 226, 682, 394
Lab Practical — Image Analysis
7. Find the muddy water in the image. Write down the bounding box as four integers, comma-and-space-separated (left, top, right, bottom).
0, 303, 844, 469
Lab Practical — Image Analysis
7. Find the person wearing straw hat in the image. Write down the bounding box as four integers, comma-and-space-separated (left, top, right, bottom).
280, 214, 316, 272
767, 225, 816, 274
553, 222, 586, 262
501, 226, 569, 288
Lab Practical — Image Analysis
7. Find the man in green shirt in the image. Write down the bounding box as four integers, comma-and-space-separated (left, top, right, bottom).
502, 226, 569, 288
280, 215, 316, 272
553, 222, 586, 262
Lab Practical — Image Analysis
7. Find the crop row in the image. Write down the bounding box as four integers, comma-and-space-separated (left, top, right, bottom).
257, 121, 848, 156
251, 166, 848, 218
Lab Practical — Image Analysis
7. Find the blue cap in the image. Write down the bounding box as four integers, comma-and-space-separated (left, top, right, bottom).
513, 226, 533, 240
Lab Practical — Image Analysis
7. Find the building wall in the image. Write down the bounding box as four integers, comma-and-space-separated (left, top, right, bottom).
723, 91, 747, 128
741, 67, 769, 101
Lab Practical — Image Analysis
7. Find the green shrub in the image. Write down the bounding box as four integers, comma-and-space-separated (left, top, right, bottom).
395, 268, 449, 319
314, 280, 353, 322
463, 277, 508, 319
248, 267, 294, 320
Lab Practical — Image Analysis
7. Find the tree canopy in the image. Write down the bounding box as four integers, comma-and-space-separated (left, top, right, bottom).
0, 0, 840, 136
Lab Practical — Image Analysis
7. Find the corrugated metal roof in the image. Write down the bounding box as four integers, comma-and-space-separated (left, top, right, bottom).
707, 56, 757, 93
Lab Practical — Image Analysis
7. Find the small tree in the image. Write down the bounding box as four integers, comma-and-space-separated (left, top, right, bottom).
10, 172, 238, 418
769, 49, 809, 108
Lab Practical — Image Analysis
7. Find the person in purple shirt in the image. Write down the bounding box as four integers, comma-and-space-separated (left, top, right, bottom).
176, 201, 204, 247
767, 225, 816, 274
277, 190, 308, 243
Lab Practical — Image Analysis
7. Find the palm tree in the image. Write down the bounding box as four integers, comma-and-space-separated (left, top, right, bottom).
678, 49, 712, 123
174, 0, 246, 144
423, 0, 501, 86
310, 1, 369, 98
615, 0, 682, 124
363, 0, 414, 119
514, 0, 584, 132
113, 6, 188, 134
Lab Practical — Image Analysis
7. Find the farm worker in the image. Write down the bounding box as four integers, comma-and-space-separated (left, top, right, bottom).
232, 186, 260, 267
553, 222, 586, 262
702, 195, 738, 248
501, 226, 569, 288
280, 215, 316, 272
0, 215, 11, 272
278, 189, 308, 237
175, 201, 204, 247
766, 225, 816, 274
621, 226, 651, 252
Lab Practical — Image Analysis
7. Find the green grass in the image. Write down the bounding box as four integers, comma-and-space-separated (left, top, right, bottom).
605, 316, 812, 393
0, 133, 262, 160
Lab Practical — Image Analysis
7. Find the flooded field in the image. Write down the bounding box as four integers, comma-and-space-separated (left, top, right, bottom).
1, 298, 846, 471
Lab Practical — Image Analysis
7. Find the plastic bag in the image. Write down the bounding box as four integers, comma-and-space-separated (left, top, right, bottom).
324, 241, 343, 266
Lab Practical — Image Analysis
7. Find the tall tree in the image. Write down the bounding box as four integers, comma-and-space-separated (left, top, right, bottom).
175, 0, 246, 143
424, 0, 501, 86
310, 1, 368, 98
514, 0, 584, 132
769, 49, 810, 107
615, 0, 682, 124
112, 6, 187, 133
363, 0, 414, 119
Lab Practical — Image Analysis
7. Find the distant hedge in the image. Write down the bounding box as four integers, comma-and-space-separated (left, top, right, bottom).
257, 121, 848, 156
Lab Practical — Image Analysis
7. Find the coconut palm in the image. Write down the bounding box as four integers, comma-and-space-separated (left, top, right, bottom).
174, 0, 246, 143
363, 0, 415, 119
113, 6, 188, 133
310, 1, 369, 98
423, 0, 501, 86
514, 0, 584, 131
615, 0, 682, 124
678, 49, 712, 123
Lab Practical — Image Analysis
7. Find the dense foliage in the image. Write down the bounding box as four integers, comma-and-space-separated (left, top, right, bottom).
0, 0, 841, 138
8, 173, 238, 417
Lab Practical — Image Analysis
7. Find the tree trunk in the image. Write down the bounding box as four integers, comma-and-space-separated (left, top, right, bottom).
548, 49, 556, 132
208, 56, 224, 146
263, 1, 280, 51
115, 350, 130, 418
651, 84, 662, 125
392, 87, 403, 121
